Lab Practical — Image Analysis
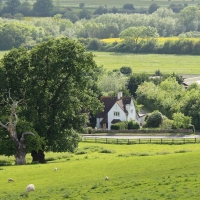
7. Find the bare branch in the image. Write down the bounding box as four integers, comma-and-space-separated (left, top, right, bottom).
8, 88, 14, 102
14, 113, 18, 126
0, 121, 8, 130
20, 132, 35, 142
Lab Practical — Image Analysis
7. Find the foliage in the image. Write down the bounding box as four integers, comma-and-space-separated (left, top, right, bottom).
119, 26, 159, 46
123, 4, 135, 10
136, 77, 184, 117
86, 38, 103, 50
120, 66, 132, 75
93, 6, 108, 15
172, 112, 192, 129
148, 3, 160, 14
127, 73, 149, 97
0, 37, 103, 154
160, 116, 173, 129
145, 110, 163, 128
33, 0, 54, 17
84, 127, 94, 134
98, 70, 128, 96
79, 3, 85, 9
128, 120, 140, 129
1, 0, 21, 15
111, 121, 128, 130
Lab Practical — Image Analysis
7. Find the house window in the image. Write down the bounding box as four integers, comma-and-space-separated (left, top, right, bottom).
114, 111, 120, 116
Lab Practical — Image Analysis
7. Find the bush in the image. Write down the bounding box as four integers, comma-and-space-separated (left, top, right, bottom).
128, 120, 140, 129
120, 66, 132, 75
111, 124, 120, 130
87, 38, 102, 50
172, 112, 192, 129
111, 121, 128, 130
145, 110, 163, 128
85, 127, 94, 134
160, 117, 173, 129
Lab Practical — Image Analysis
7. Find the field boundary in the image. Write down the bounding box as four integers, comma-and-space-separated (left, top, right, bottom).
82, 137, 200, 145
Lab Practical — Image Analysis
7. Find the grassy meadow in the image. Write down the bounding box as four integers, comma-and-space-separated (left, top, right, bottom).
1, 50, 200, 75
93, 52, 200, 74
1, 142, 200, 199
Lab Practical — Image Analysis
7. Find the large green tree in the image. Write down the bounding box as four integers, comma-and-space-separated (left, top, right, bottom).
0, 37, 103, 162
119, 26, 159, 47
0, 93, 45, 165
33, 0, 54, 17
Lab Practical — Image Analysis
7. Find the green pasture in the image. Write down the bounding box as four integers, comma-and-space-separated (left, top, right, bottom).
1, 50, 200, 75
1, 142, 200, 199
93, 52, 200, 75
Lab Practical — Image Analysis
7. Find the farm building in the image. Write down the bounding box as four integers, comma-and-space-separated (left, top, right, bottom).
96, 92, 145, 130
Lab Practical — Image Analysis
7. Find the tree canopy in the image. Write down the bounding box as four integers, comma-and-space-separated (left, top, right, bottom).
119, 26, 159, 46
33, 0, 54, 17
0, 37, 103, 157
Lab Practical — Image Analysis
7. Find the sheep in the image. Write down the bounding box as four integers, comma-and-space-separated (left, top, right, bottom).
26, 184, 35, 192
8, 178, 14, 183
54, 167, 58, 172
105, 176, 109, 180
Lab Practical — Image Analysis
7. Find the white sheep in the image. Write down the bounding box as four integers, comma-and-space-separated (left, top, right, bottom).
8, 178, 14, 183
105, 176, 109, 180
54, 167, 58, 172
26, 184, 35, 192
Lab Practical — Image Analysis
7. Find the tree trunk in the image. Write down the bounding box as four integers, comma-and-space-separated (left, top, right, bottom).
31, 150, 46, 163
14, 141, 27, 165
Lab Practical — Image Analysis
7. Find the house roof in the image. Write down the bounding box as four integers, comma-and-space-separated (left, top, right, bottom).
100, 114, 108, 124
97, 96, 132, 123
96, 97, 118, 118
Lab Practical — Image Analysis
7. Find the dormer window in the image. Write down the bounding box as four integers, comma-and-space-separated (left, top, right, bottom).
114, 111, 120, 116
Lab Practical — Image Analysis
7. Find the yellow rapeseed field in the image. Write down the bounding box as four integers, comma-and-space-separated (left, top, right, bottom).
101, 37, 200, 44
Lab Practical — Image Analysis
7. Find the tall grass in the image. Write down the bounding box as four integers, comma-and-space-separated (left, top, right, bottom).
1, 142, 200, 199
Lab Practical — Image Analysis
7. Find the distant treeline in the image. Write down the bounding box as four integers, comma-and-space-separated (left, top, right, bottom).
83, 38, 200, 55
1, 1, 200, 53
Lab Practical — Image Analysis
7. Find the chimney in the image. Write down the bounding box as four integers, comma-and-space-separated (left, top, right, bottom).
117, 92, 123, 100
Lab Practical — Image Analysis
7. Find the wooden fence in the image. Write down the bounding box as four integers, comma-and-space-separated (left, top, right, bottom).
82, 137, 200, 145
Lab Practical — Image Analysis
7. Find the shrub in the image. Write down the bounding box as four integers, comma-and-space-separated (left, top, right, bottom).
120, 66, 132, 75
111, 124, 120, 130
85, 127, 94, 134
111, 121, 128, 130
145, 110, 163, 128
99, 149, 112, 153
87, 38, 102, 50
172, 112, 192, 129
128, 120, 140, 129
160, 116, 173, 129
0, 160, 12, 166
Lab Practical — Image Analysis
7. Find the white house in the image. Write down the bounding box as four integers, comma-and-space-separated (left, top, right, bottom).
96, 92, 146, 130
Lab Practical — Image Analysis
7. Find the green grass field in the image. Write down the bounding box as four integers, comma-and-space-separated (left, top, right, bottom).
93, 52, 200, 74
1, 142, 200, 199
1, 50, 200, 75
